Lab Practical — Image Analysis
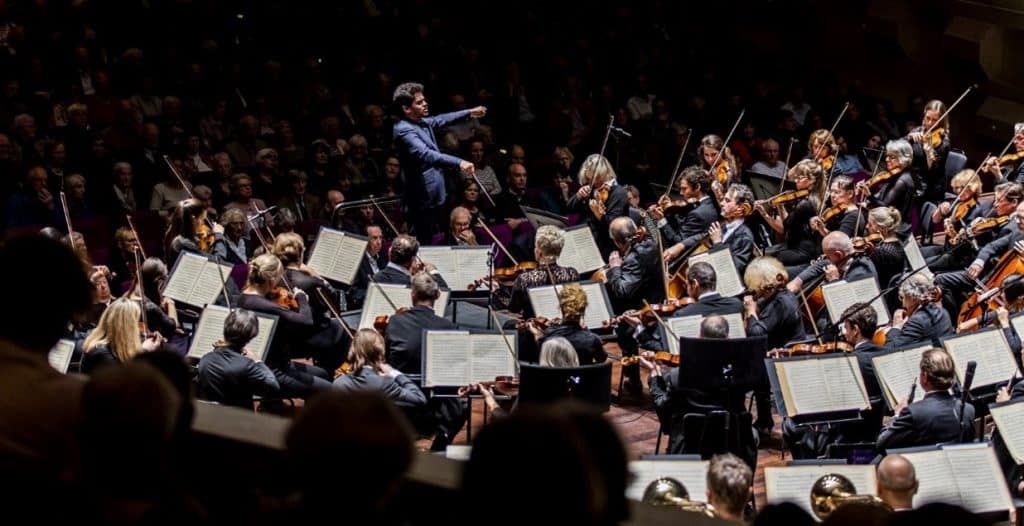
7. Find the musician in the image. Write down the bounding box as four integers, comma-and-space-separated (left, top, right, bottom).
333, 329, 427, 409
881, 273, 952, 351
567, 153, 630, 257
995, 352, 1024, 498
195, 308, 280, 409
924, 169, 984, 271
138, 257, 189, 356
877, 454, 919, 512
983, 123, 1024, 183
865, 207, 907, 291
743, 256, 806, 432
958, 274, 1024, 355
905, 99, 951, 201
372, 234, 449, 288
81, 298, 164, 375
876, 348, 974, 450
212, 208, 253, 265
935, 200, 1024, 322
806, 129, 840, 177
605, 216, 665, 313
810, 175, 866, 239
856, 139, 917, 220
503, 224, 579, 317
237, 254, 332, 397
347, 224, 389, 310
443, 206, 477, 246
709, 183, 756, 277
788, 231, 877, 297
392, 82, 486, 244
706, 453, 754, 522
839, 302, 886, 437
526, 283, 606, 365
166, 198, 215, 263
107, 227, 139, 293
383, 273, 465, 450
759, 160, 825, 266
697, 134, 738, 193
658, 166, 719, 262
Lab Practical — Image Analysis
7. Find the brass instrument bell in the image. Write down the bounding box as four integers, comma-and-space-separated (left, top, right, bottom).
641, 477, 716, 517
811, 473, 892, 520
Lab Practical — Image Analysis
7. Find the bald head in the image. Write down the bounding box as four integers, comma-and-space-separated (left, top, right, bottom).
877, 454, 918, 510
609, 216, 638, 246
822, 231, 853, 253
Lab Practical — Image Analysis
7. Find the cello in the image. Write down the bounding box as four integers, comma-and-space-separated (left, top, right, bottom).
958, 247, 1024, 324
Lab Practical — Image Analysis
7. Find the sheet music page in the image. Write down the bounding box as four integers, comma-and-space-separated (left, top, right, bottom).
821, 355, 871, 411
558, 226, 604, 273
944, 445, 1015, 513
775, 359, 832, 416
188, 305, 230, 359
689, 249, 743, 297
527, 285, 561, 321
904, 449, 961, 508
306, 227, 344, 280
330, 234, 368, 285
849, 278, 890, 326
872, 347, 928, 410
666, 315, 703, 356
764, 465, 877, 517
580, 282, 614, 329
423, 331, 472, 387
943, 329, 1018, 389
359, 283, 413, 329
455, 246, 491, 291
723, 312, 747, 338
189, 259, 233, 306
417, 246, 458, 287
435, 290, 450, 318
990, 401, 1024, 464
163, 252, 206, 303
626, 461, 710, 502
250, 315, 278, 362
903, 237, 934, 280
48, 339, 75, 373
822, 278, 889, 325
468, 334, 517, 383
1012, 314, 1024, 353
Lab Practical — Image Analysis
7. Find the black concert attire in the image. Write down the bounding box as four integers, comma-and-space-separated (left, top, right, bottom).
332, 366, 427, 408
881, 302, 953, 351
876, 390, 974, 450
765, 198, 819, 266
196, 345, 280, 409
538, 320, 606, 365
567, 182, 630, 257
747, 289, 807, 430
286, 268, 350, 374
906, 126, 950, 202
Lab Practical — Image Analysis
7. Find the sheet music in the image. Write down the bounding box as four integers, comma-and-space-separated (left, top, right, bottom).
251, 316, 277, 362
419, 246, 490, 291
943, 329, 1019, 389
48, 339, 75, 373
527, 281, 614, 330
306, 228, 367, 285
469, 334, 517, 383
872, 346, 929, 410
821, 278, 889, 325
188, 305, 278, 361
626, 460, 709, 502
903, 237, 933, 280
688, 249, 743, 297
824, 355, 871, 410
423, 331, 472, 387
776, 356, 869, 416
990, 401, 1024, 464
764, 465, 876, 518
163, 252, 206, 303
904, 444, 1014, 513
665, 313, 747, 355
558, 226, 605, 273
189, 259, 234, 306
359, 283, 449, 329
1011, 314, 1024, 352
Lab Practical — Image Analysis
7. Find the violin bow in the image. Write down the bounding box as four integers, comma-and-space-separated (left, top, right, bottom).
488, 307, 520, 375
642, 299, 679, 343
369, 195, 401, 237
59, 191, 76, 252
980, 133, 1018, 178
599, 114, 615, 159
812, 102, 850, 165
779, 138, 798, 193
125, 214, 147, 260
131, 245, 151, 335
476, 219, 518, 265
162, 155, 195, 199
470, 172, 498, 208
655, 224, 673, 300
318, 288, 355, 340
924, 84, 978, 136
708, 109, 745, 181
662, 129, 692, 201
367, 273, 402, 313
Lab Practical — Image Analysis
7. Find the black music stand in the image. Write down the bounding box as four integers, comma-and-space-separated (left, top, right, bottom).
518, 362, 612, 412
678, 336, 768, 412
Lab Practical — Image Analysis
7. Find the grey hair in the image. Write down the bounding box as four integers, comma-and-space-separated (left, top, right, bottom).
885, 139, 914, 169
700, 315, 729, 339
535, 225, 565, 259
113, 161, 133, 175
539, 337, 579, 368
900, 273, 935, 301
1015, 122, 1024, 135
411, 272, 440, 302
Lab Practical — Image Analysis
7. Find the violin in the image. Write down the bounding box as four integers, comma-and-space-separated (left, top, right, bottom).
820, 154, 835, 172
515, 316, 556, 331
950, 197, 977, 223
775, 341, 853, 357
269, 286, 300, 312
757, 189, 809, 208
595, 185, 610, 204
951, 214, 1011, 245
621, 350, 680, 367
602, 298, 694, 328
195, 222, 216, 253
817, 205, 846, 224
650, 197, 698, 218
714, 162, 731, 186
852, 233, 883, 254
926, 127, 946, 148
861, 169, 899, 190
480, 375, 520, 396
373, 306, 411, 334
982, 151, 1024, 171
494, 261, 539, 281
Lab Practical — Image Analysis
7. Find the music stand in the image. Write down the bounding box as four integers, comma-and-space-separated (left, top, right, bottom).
518, 362, 612, 412
743, 171, 793, 202
678, 336, 767, 412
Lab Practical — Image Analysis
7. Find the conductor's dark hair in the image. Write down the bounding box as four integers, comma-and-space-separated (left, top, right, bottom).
0, 235, 92, 352
392, 82, 424, 108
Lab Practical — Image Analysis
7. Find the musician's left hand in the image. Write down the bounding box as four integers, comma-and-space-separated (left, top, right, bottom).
708, 222, 722, 244
608, 250, 623, 268
823, 264, 840, 282
469, 106, 487, 118
892, 309, 908, 330
588, 199, 606, 220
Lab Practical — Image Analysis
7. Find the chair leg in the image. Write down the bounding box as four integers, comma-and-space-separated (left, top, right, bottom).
655, 429, 663, 455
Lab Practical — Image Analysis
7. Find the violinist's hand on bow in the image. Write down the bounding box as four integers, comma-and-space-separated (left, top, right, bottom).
809, 216, 827, 236
937, 201, 953, 217
823, 264, 840, 282
892, 309, 909, 330
141, 332, 165, 352
908, 131, 924, 144
608, 250, 623, 268
526, 320, 545, 341
576, 184, 592, 201
855, 181, 871, 199
753, 201, 769, 218
708, 222, 723, 244
647, 203, 665, 220
589, 198, 606, 220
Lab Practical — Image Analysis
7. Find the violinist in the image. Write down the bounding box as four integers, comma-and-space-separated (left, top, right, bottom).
983, 123, 1024, 184
810, 175, 866, 239
605, 216, 664, 313
567, 154, 629, 257
212, 208, 254, 265
697, 134, 738, 193
864, 207, 906, 291
880, 273, 952, 351
138, 257, 190, 356
743, 256, 806, 433
905, 99, 951, 201
524, 283, 606, 365
758, 160, 824, 266
657, 166, 719, 263
333, 329, 427, 409
80, 298, 165, 375
106, 227, 139, 293
806, 129, 840, 177
237, 254, 332, 398
501, 225, 579, 318
383, 273, 465, 450
709, 184, 756, 277
789, 232, 877, 300
372, 234, 449, 288
855, 139, 917, 220
924, 169, 983, 271
957, 273, 1024, 355
166, 198, 217, 264
195, 308, 281, 409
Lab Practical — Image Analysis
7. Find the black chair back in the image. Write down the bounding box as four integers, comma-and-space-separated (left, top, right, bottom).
518, 362, 612, 412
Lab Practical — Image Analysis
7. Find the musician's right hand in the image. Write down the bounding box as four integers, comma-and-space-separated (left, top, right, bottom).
997, 385, 1011, 403
662, 244, 681, 262
1014, 240, 1024, 257
576, 185, 592, 201
937, 201, 952, 216
459, 160, 475, 175
753, 201, 768, 217
743, 295, 758, 318
647, 204, 664, 220
967, 262, 983, 280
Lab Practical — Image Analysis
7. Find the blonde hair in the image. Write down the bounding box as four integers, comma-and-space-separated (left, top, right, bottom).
84, 298, 143, 363
577, 154, 616, 187
869, 207, 901, 235
557, 283, 588, 321
345, 329, 386, 372
248, 253, 283, 286
273, 232, 305, 265
535, 225, 565, 261
951, 169, 981, 195
743, 256, 788, 295
808, 129, 837, 156
789, 159, 826, 197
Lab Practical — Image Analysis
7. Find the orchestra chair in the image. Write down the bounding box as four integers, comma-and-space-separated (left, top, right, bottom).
944, 148, 968, 185
518, 362, 613, 413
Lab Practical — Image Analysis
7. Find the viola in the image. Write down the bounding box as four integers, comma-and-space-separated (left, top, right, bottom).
269, 286, 300, 312
758, 189, 809, 208
776, 341, 853, 357
493, 261, 539, 281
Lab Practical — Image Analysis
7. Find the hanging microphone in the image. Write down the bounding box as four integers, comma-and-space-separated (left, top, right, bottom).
907, 383, 916, 404
611, 126, 633, 138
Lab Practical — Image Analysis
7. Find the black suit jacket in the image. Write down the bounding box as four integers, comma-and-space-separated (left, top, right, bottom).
719, 222, 755, 277
332, 366, 427, 407
877, 391, 974, 450
623, 292, 743, 353
197, 346, 281, 409
347, 251, 388, 309
672, 292, 743, 318
384, 305, 457, 376
660, 197, 718, 248
746, 290, 807, 349
883, 302, 952, 351
541, 322, 607, 365
568, 183, 630, 257
604, 236, 665, 312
